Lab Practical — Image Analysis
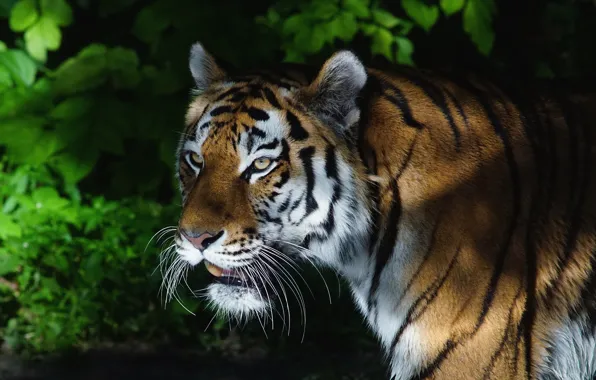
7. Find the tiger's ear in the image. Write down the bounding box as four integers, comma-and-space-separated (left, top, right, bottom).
189, 42, 226, 92
302, 51, 367, 133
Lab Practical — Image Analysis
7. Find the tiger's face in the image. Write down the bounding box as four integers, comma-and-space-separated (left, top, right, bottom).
167, 43, 371, 318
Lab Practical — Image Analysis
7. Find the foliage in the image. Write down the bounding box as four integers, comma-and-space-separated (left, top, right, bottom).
259, 0, 497, 65
0, 159, 184, 352
0, 0, 594, 356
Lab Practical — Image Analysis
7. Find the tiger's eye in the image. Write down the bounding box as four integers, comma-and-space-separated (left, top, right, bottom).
253, 157, 272, 171
188, 152, 203, 167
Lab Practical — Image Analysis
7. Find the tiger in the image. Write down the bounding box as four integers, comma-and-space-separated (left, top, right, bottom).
166, 41, 596, 379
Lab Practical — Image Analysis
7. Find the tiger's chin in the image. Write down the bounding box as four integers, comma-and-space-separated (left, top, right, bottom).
203, 263, 270, 318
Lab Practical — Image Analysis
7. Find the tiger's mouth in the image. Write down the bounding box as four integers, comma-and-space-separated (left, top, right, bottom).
204, 261, 256, 288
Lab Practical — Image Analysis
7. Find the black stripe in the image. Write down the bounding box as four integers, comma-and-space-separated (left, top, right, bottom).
189, 103, 211, 141
257, 209, 282, 225
262, 87, 282, 109
230, 92, 247, 102
402, 72, 461, 150
246, 107, 270, 121
378, 78, 424, 129
321, 193, 336, 236
462, 81, 522, 334
278, 190, 292, 213
255, 72, 295, 90
287, 110, 309, 140
443, 86, 470, 131
246, 134, 255, 153
250, 127, 266, 138
202, 230, 224, 247
389, 245, 461, 356
255, 139, 279, 153
416, 339, 457, 379
325, 145, 338, 179
289, 194, 304, 213
246, 83, 263, 98
215, 86, 243, 102
280, 138, 290, 161
512, 90, 553, 380
298, 147, 318, 219
581, 248, 596, 327
367, 178, 401, 314
396, 212, 443, 306
482, 285, 525, 380
543, 94, 589, 302
267, 191, 280, 202
274, 169, 290, 189
210, 106, 233, 116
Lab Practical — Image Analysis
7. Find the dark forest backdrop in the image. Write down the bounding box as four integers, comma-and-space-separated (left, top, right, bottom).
1, 0, 596, 378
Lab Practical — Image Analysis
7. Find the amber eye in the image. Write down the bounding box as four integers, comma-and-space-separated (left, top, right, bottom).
253, 157, 272, 171
186, 152, 203, 169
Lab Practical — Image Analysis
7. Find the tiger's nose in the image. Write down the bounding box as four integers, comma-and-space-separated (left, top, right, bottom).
180, 230, 223, 251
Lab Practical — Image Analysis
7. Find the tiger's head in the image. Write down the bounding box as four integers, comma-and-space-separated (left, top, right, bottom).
169, 43, 372, 319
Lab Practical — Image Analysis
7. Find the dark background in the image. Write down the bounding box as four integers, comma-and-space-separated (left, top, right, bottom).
1, 0, 595, 379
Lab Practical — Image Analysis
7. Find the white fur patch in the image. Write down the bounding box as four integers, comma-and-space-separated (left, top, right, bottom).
323, 51, 367, 93
206, 283, 269, 318
538, 313, 596, 379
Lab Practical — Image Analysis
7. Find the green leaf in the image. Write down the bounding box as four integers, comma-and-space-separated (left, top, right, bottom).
26, 17, 61, 53
24, 27, 46, 61
395, 36, 414, 66
294, 24, 326, 54
312, 2, 338, 20
0, 214, 21, 239
372, 8, 400, 28
32, 187, 69, 210
343, 0, 370, 18
0, 249, 21, 275
9, 0, 38, 32
52, 44, 108, 95
0, 49, 37, 86
0, 65, 13, 88
132, 2, 171, 44
50, 96, 93, 120
82, 251, 104, 283
330, 11, 358, 41
361, 23, 378, 36
463, 0, 495, 56
401, 0, 439, 32
440, 0, 465, 16
282, 14, 306, 36
50, 142, 99, 183
0, 41, 6, 51
0, 117, 59, 164
283, 49, 304, 63
264, 8, 280, 25
106, 47, 140, 89
371, 28, 394, 61
42, 252, 69, 272
40, 0, 72, 26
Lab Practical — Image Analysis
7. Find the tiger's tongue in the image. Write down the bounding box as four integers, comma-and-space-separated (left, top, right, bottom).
205, 262, 222, 277
205, 262, 237, 278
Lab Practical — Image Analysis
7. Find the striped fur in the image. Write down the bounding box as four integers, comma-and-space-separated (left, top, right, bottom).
171, 43, 596, 379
